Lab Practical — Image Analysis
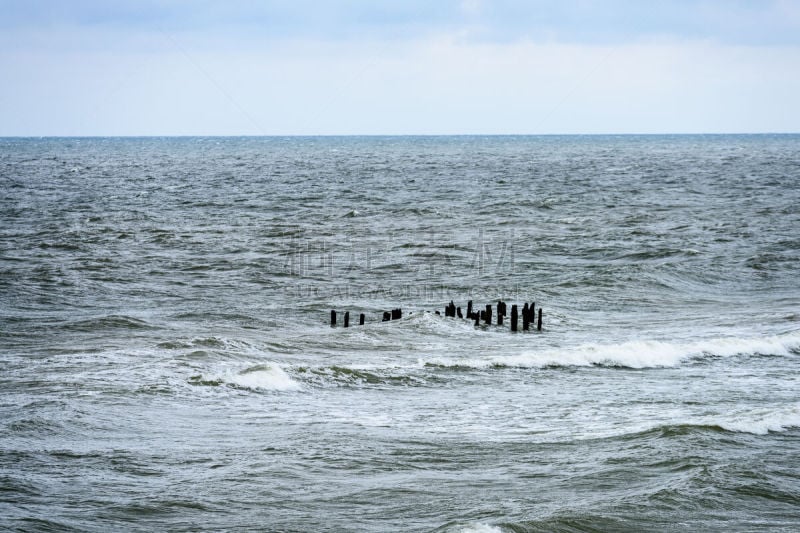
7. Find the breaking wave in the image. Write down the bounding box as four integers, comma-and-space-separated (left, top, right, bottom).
423, 331, 800, 370
189, 363, 300, 391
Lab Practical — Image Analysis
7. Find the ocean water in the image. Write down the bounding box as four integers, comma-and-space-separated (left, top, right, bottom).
1, 135, 799, 532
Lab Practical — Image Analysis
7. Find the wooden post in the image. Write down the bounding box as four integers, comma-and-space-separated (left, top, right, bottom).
485, 304, 492, 325
474, 310, 480, 326
359, 313, 365, 325
344, 311, 350, 328
537, 308, 543, 331
383, 311, 390, 322
497, 302, 503, 326
331, 310, 337, 327
467, 300, 473, 319
457, 307, 463, 318
510, 304, 518, 332
522, 303, 529, 330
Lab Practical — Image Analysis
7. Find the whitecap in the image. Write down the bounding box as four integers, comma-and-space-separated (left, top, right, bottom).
206, 363, 301, 391
454, 524, 504, 533
423, 331, 800, 370
710, 404, 800, 435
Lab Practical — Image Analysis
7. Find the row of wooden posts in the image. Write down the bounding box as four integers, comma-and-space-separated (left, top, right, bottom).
330, 300, 542, 331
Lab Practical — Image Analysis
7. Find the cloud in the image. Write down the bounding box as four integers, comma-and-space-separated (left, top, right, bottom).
3, 34, 798, 135
3, 0, 800, 45
0, 0, 798, 134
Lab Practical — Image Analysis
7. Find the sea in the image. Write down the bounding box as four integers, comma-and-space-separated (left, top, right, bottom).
1, 135, 799, 532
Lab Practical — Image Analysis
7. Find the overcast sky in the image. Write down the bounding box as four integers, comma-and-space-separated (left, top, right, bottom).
1, 0, 799, 135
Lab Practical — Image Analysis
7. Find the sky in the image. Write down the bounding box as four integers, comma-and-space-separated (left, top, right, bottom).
1, 0, 799, 135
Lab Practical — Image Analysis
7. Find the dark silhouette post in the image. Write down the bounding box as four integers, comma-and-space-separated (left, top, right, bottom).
537, 308, 543, 331
522, 303, 530, 330
331, 310, 337, 327
359, 313, 365, 325
344, 311, 350, 328
510, 304, 518, 332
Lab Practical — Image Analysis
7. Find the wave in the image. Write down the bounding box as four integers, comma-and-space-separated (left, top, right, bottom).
610, 404, 800, 440
448, 525, 504, 533
61, 315, 157, 331
706, 404, 800, 435
189, 363, 300, 391
297, 365, 436, 388
423, 331, 800, 370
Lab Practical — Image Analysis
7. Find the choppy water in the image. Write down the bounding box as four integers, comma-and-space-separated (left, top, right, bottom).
1, 135, 799, 532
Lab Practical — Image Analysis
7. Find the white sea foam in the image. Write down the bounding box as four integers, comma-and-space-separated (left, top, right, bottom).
709, 404, 800, 435
424, 331, 800, 370
453, 525, 504, 533
224, 363, 300, 391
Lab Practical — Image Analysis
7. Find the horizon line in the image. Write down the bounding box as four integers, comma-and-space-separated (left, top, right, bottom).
1, 132, 798, 139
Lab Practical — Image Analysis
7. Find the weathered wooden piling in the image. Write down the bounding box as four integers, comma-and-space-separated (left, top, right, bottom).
510, 304, 518, 332
383, 311, 391, 322
457, 307, 463, 318
359, 313, 365, 325
467, 300, 473, 320
497, 302, 504, 326
331, 310, 337, 327
344, 311, 350, 328
537, 308, 543, 331
522, 303, 530, 330
485, 304, 492, 325
474, 310, 480, 326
